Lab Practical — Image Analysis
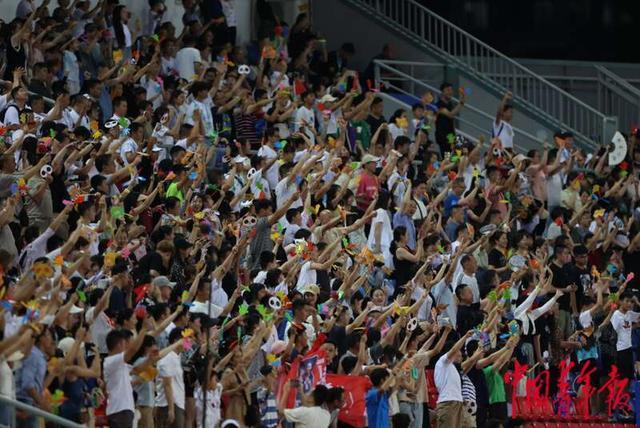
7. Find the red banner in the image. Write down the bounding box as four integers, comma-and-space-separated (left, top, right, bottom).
278, 348, 327, 408
326, 374, 372, 428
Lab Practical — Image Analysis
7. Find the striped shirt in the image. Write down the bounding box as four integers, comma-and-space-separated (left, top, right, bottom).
257, 386, 279, 428
461, 374, 477, 417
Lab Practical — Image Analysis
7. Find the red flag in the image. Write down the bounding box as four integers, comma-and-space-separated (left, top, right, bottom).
277, 345, 328, 408
326, 374, 371, 428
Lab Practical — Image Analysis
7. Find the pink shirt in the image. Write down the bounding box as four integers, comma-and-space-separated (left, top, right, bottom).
357, 172, 379, 211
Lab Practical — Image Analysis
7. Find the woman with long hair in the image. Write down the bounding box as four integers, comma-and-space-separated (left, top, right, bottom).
390, 225, 424, 296
111, 5, 136, 60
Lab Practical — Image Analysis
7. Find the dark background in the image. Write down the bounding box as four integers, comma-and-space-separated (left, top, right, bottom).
419, 0, 639, 63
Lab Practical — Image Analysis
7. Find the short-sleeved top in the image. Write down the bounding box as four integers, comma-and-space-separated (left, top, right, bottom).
435, 99, 456, 142
166, 182, 184, 202
434, 353, 462, 403
133, 357, 155, 407
492, 120, 514, 149
257, 144, 279, 189
365, 388, 390, 428
367, 208, 393, 250
175, 47, 202, 80
296, 261, 317, 291
119, 138, 138, 165
283, 406, 331, 428
356, 172, 379, 211
366, 114, 386, 135
611, 310, 640, 351
249, 217, 273, 270
104, 352, 134, 415
156, 351, 186, 409
482, 365, 506, 404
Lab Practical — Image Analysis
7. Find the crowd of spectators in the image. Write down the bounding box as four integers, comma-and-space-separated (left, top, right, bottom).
0, 0, 639, 427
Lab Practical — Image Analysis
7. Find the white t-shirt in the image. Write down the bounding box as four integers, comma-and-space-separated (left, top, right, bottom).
110, 24, 132, 48
0, 358, 15, 399
63, 50, 81, 95
250, 169, 271, 200
296, 261, 317, 291
195, 384, 223, 428
294, 106, 316, 143
454, 272, 480, 304
210, 278, 229, 308
493, 120, 514, 149
284, 406, 331, 428
4, 104, 22, 141
85, 306, 113, 354
175, 47, 202, 80
579, 309, 593, 329
367, 209, 393, 250
155, 351, 186, 409
63, 107, 90, 131
546, 173, 564, 208
434, 353, 462, 403
140, 75, 164, 110
284, 223, 301, 246
104, 352, 135, 415
220, 0, 237, 26
611, 310, 640, 351
186, 99, 214, 136
275, 178, 302, 209
119, 138, 138, 165
161, 56, 177, 76
257, 144, 279, 189
387, 171, 407, 209
189, 300, 224, 318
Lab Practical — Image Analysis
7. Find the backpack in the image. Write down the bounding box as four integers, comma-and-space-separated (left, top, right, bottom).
0, 103, 21, 124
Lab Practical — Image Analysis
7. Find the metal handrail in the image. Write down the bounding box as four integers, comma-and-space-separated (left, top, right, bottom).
595, 66, 640, 104
372, 60, 444, 67
347, 0, 615, 148
0, 395, 83, 428
595, 66, 640, 132
373, 60, 540, 153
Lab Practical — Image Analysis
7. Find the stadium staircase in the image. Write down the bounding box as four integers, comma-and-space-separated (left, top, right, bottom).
336, 0, 619, 151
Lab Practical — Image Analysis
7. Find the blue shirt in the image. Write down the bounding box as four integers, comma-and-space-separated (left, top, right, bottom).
15, 346, 47, 405
392, 212, 416, 251
445, 220, 461, 242
366, 388, 390, 428
443, 193, 460, 218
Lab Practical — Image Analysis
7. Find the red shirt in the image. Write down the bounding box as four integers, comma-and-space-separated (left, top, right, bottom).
356, 172, 379, 211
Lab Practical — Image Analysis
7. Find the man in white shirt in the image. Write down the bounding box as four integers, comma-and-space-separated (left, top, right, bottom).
104, 327, 149, 428
454, 254, 481, 306
434, 331, 471, 428
493, 91, 514, 150
294, 91, 316, 144
155, 328, 186, 427
257, 128, 280, 190
62, 95, 91, 131
119, 123, 144, 166
275, 174, 301, 210
283, 208, 302, 246
175, 36, 203, 80
185, 81, 215, 137
283, 384, 331, 428
611, 293, 640, 380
